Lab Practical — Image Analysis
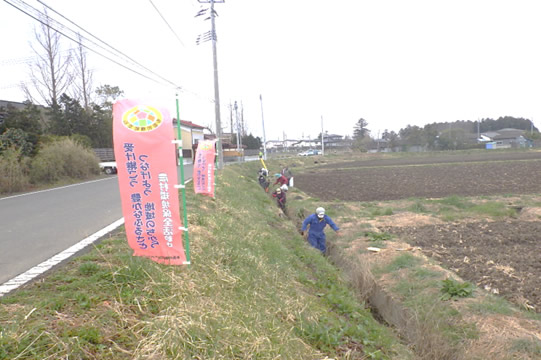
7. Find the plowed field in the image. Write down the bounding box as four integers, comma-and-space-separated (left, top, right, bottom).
295, 152, 541, 201
295, 151, 541, 311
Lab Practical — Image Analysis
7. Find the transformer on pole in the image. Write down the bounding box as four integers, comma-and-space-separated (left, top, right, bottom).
196, 0, 225, 169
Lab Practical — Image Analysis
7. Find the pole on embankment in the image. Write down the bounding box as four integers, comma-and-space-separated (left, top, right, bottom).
260, 94, 268, 161
175, 94, 191, 264
321, 115, 325, 156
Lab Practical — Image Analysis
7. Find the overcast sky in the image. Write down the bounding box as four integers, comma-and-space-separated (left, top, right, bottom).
2, 0, 541, 141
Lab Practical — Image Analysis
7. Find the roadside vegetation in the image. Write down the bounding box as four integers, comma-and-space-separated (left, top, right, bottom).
0, 137, 101, 194
0, 160, 414, 360
0, 83, 123, 194
3, 151, 541, 359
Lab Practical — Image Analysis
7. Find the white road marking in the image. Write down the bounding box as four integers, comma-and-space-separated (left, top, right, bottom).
0, 218, 125, 298
0, 177, 116, 201
0, 175, 193, 298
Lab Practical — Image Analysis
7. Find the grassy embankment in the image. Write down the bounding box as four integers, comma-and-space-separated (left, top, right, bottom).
0, 159, 413, 359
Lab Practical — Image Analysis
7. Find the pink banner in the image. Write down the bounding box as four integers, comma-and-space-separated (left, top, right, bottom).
113, 99, 187, 265
193, 140, 216, 197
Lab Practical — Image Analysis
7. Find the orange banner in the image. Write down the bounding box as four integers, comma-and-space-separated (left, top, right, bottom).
193, 140, 216, 197
113, 99, 187, 265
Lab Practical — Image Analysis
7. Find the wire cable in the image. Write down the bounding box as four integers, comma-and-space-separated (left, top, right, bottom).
5, 0, 169, 87
4, 0, 182, 90
35, 0, 179, 88
2, 0, 224, 108
34, 0, 181, 89
147, 0, 185, 47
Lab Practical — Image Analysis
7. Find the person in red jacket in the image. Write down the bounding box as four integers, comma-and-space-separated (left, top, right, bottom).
273, 173, 288, 186
272, 187, 287, 212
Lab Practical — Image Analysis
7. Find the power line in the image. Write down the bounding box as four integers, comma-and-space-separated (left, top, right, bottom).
0, 55, 35, 66
36, 0, 163, 78
147, 0, 185, 47
34, 0, 181, 89
4, 0, 181, 90
0, 49, 72, 66
0, 81, 31, 90
3, 0, 224, 110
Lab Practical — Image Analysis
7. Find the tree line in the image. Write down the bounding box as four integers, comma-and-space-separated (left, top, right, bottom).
0, 14, 125, 193
352, 116, 539, 151
1, 9, 127, 155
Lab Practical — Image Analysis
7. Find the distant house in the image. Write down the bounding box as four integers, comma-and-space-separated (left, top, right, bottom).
262, 139, 299, 151
172, 119, 207, 162
265, 134, 349, 152
297, 139, 319, 149
481, 128, 533, 149
320, 133, 344, 148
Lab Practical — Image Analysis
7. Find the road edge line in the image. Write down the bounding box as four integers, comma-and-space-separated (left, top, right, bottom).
0, 218, 125, 298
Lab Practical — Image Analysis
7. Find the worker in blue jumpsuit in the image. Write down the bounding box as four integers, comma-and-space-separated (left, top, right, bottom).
301, 207, 340, 254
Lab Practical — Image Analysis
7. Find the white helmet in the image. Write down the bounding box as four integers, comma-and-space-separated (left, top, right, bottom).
316, 207, 325, 218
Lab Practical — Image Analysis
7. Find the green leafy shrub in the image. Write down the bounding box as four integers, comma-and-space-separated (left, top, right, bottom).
440, 278, 475, 300
0, 128, 34, 156
365, 231, 392, 242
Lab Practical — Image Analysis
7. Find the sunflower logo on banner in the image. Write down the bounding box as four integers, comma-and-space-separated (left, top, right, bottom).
122, 105, 163, 132
113, 100, 187, 265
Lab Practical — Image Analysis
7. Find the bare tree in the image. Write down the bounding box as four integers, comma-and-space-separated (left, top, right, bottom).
240, 101, 248, 137
23, 10, 72, 108
71, 33, 93, 110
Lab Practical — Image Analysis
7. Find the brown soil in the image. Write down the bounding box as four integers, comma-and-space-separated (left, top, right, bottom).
294, 151, 541, 358
295, 151, 541, 312
295, 153, 541, 201
380, 219, 541, 311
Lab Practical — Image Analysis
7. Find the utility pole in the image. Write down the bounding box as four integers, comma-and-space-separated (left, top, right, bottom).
229, 101, 233, 136
240, 101, 244, 152
321, 115, 325, 156
234, 101, 240, 152
259, 94, 267, 160
197, 0, 225, 169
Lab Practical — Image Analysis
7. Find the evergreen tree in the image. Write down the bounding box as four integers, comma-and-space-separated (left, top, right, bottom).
242, 133, 262, 149
0, 128, 34, 157
0, 102, 43, 135
399, 125, 424, 146
353, 118, 370, 139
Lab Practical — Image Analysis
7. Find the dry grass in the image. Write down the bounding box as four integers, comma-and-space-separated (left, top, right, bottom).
29, 138, 100, 183
0, 162, 412, 359
0, 148, 30, 193
327, 242, 375, 302
327, 241, 467, 360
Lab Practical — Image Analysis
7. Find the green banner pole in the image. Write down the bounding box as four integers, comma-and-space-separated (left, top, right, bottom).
175, 93, 191, 264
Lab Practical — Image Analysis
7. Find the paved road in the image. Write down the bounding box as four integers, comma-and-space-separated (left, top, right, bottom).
0, 163, 193, 286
